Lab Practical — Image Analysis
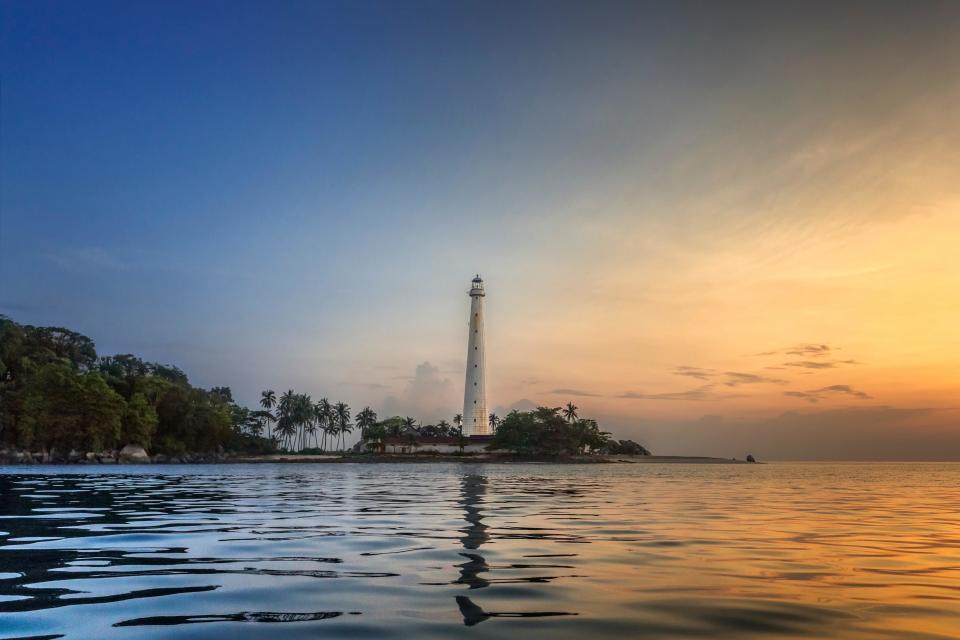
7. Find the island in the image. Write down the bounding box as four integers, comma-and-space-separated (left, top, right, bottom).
0, 315, 753, 465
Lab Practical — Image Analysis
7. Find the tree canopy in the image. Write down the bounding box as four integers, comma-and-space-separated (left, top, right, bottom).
490, 406, 612, 455
0, 315, 270, 455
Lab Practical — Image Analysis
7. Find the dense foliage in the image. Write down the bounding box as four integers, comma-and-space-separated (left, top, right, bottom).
0, 316, 272, 455
490, 406, 612, 455
601, 439, 651, 456
1, 316, 645, 459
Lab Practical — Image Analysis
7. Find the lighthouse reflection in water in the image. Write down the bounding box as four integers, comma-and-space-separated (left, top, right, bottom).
454, 473, 574, 625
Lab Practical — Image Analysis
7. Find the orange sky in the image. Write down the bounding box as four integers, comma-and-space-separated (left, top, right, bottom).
5, 1, 959, 458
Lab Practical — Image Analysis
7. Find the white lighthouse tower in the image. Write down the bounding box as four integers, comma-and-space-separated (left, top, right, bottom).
463, 275, 489, 436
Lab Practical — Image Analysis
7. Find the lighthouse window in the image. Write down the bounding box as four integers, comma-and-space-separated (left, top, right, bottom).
474, 382, 477, 386
473, 400, 477, 404
474, 364, 477, 368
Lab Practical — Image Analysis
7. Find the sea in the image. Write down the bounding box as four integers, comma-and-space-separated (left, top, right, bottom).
0, 462, 958, 639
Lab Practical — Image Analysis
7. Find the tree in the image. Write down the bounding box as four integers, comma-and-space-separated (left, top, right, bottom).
1, 315, 271, 457
356, 407, 377, 440
453, 414, 463, 430
260, 390, 277, 440
488, 413, 500, 431
210, 386, 233, 403
121, 392, 158, 447
363, 422, 387, 451
562, 402, 578, 423
19, 365, 125, 452
23, 325, 98, 371
490, 407, 608, 456
334, 402, 351, 451
277, 390, 296, 450
378, 416, 406, 438
402, 416, 418, 434
316, 398, 332, 451
437, 419, 452, 436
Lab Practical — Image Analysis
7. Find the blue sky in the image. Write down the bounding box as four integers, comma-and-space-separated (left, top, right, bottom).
3, 1, 959, 458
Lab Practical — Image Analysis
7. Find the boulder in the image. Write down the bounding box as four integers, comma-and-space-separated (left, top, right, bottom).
119, 444, 151, 464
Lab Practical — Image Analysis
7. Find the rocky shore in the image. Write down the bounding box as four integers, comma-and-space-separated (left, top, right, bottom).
0, 445, 230, 465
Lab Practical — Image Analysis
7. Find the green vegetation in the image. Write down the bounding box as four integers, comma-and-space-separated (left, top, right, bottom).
489, 405, 613, 455
252, 389, 362, 452
0, 316, 270, 456
1, 315, 647, 460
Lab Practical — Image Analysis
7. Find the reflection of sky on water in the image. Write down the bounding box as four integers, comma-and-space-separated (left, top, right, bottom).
0, 463, 959, 638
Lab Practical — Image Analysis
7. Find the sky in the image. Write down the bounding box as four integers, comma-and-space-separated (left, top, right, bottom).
2, 1, 959, 459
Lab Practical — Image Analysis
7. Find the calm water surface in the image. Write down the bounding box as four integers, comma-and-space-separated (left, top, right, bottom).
1, 462, 959, 639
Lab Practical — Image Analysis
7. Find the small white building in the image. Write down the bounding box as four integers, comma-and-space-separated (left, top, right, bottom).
379, 435, 495, 454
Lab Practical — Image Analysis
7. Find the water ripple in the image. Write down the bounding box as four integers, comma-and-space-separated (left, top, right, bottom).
0, 462, 959, 638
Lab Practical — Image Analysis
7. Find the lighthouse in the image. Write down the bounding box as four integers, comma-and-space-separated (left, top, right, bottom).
463, 275, 489, 436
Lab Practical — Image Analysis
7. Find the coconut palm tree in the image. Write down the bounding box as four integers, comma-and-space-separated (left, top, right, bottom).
488, 413, 500, 432
402, 416, 417, 434
562, 402, 579, 424
454, 413, 463, 430
316, 398, 332, 451
335, 402, 351, 451
297, 393, 314, 450
260, 390, 277, 440
355, 407, 377, 440
277, 390, 297, 450
437, 419, 452, 436
275, 414, 295, 451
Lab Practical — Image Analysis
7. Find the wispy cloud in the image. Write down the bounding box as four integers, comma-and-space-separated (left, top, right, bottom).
723, 372, 787, 387
550, 388, 600, 397
786, 344, 833, 357
672, 366, 717, 381
673, 366, 786, 387
784, 385, 873, 403
44, 246, 126, 271
785, 360, 859, 370
618, 385, 747, 401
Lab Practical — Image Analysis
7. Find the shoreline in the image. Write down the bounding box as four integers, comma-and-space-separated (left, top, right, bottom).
0, 450, 754, 465
228, 454, 753, 464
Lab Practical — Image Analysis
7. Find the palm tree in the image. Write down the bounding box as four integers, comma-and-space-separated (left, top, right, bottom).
356, 407, 377, 441
402, 416, 418, 434
276, 414, 296, 451
277, 390, 297, 450
453, 413, 463, 430
260, 390, 277, 440
437, 419, 451, 436
488, 413, 500, 432
334, 402, 351, 451
562, 402, 579, 423
297, 393, 314, 450
316, 398, 332, 451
